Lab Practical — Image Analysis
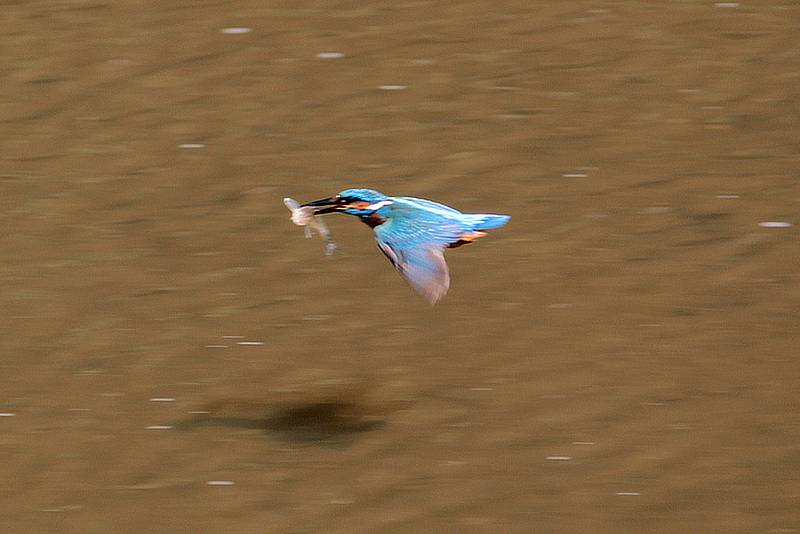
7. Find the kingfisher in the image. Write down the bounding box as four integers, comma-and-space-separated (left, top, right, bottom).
301, 189, 510, 304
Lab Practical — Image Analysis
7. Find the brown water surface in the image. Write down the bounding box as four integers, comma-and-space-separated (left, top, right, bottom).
2, 1, 799, 532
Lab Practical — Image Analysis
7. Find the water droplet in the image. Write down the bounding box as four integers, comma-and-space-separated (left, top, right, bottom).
616, 492, 641, 496
379, 85, 407, 91
546, 456, 573, 461
316, 52, 345, 59
236, 341, 264, 346
759, 221, 792, 228
150, 398, 175, 403
207, 480, 235, 486
178, 143, 206, 149
146, 425, 173, 430
221, 27, 252, 34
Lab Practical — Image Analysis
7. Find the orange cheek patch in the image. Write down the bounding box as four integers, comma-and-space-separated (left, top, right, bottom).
460, 231, 487, 242
346, 201, 372, 210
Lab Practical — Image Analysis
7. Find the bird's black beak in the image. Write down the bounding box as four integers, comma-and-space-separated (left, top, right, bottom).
301, 196, 345, 215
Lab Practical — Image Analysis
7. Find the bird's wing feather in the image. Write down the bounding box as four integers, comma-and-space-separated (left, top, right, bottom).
374, 200, 465, 304
394, 197, 463, 216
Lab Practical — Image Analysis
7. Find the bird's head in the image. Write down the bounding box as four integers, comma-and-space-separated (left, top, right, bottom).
302, 188, 393, 217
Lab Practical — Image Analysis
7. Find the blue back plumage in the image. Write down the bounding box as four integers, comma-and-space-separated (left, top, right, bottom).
326, 189, 510, 303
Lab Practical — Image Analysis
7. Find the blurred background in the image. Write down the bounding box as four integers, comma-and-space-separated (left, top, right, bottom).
2, 1, 799, 532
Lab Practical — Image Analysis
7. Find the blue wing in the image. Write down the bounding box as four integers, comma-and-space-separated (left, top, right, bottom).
374, 199, 466, 304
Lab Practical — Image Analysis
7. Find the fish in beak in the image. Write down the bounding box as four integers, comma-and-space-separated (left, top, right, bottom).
301, 195, 345, 215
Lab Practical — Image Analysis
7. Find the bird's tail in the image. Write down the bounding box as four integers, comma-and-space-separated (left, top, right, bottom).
466, 213, 511, 230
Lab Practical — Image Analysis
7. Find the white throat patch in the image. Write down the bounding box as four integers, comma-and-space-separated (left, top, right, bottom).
365, 200, 393, 210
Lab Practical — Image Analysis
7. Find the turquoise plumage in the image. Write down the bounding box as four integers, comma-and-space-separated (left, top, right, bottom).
301, 189, 510, 304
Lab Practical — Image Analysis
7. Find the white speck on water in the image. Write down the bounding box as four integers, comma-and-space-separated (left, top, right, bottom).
572, 441, 596, 445
178, 143, 206, 149
0, 413, 16, 417
759, 221, 792, 228
715, 2, 739, 7
496, 113, 529, 120
546, 456, 573, 461
236, 341, 264, 346
146, 425, 173, 430
221, 27, 252, 34
150, 398, 175, 403
207, 480, 235, 486
716, 194, 740, 199
562, 173, 588, 178
379, 85, 407, 91
316, 52, 345, 59
205, 345, 228, 349
642, 401, 669, 406
222, 335, 245, 339
616, 492, 641, 496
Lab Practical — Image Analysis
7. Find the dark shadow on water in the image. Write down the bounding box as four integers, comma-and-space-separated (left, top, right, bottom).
177, 398, 386, 446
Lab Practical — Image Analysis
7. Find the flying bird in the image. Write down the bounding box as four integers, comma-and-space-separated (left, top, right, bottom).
301, 189, 510, 304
